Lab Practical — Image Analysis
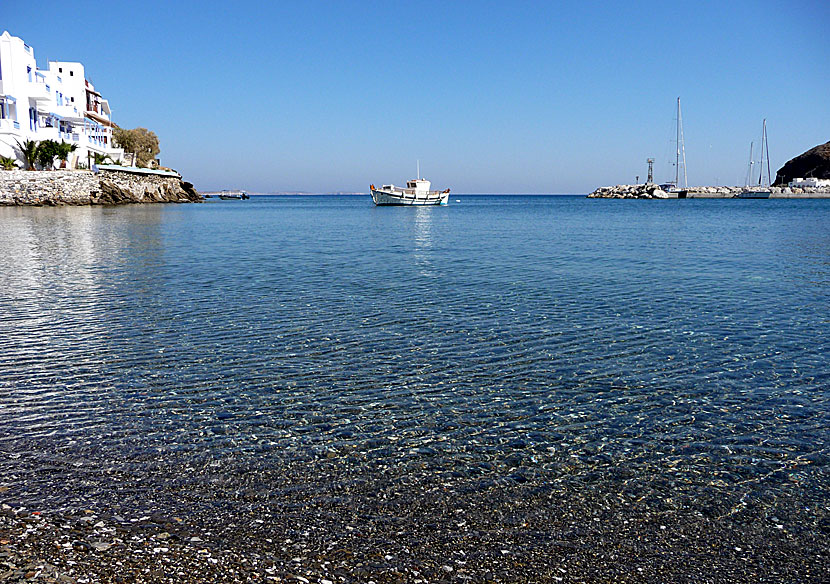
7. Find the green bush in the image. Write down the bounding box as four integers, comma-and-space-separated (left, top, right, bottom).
36, 139, 61, 170
0, 156, 18, 170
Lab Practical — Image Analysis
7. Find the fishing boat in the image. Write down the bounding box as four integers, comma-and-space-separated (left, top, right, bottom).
737, 119, 771, 199
217, 190, 250, 200
370, 163, 450, 206
370, 180, 450, 206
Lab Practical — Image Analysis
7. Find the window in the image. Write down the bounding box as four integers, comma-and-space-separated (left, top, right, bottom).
27, 66, 32, 82
70, 71, 74, 76
71, 97, 75, 102
59, 67, 63, 73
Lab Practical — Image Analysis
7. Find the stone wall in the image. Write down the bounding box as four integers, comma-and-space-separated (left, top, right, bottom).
0, 169, 202, 206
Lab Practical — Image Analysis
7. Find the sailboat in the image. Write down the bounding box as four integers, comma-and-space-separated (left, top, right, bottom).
660, 97, 688, 194
737, 119, 772, 199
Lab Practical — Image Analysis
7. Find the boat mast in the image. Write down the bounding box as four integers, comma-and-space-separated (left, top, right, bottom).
676, 97, 687, 189
745, 141, 754, 187
758, 119, 770, 187
675, 98, 680, 188
764, 120, 771, 186
417, 159, 420, 180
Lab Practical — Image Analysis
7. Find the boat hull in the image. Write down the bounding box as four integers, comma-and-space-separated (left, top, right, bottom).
371, 189, 449, 206
736, 190, 771, 199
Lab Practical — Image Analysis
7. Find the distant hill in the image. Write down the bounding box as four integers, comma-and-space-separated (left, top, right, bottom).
774, 140, 830, 185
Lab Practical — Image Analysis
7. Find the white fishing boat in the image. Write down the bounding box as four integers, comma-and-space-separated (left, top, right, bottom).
737, 119, 772, 199
370, 163, 450, 206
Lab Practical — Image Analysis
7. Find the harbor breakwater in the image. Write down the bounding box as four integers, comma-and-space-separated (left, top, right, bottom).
588, 184, 830, 199
0, 167, 202, 206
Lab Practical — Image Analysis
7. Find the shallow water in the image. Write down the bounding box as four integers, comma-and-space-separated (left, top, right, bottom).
0, 195, 828, 577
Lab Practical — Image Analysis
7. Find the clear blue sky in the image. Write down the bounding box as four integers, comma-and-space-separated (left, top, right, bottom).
7, 1, 830, 193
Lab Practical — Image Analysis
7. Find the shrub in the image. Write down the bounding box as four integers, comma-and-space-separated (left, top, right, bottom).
113, 127, 160, 167
0, 156, 18, 170
36, 139, 61, 170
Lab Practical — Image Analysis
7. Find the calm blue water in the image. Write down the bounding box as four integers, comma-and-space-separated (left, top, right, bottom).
0, 195, 828, 572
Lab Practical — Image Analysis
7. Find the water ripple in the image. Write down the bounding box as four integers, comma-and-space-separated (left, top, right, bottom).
0, 197, 828, 535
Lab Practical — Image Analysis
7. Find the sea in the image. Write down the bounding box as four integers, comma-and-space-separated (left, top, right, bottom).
0, 195, 828, 580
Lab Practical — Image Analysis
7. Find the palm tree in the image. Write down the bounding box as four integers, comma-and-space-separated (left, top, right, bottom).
55, 141, 78, 168
93, 152, 113, 165
14, 139, 39, 171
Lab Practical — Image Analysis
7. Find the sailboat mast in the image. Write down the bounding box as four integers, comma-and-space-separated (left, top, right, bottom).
758, 119, 767, 186
417, 159, 420, 180
679, 100, 687, 189
673, 97, 687, 189
745, 141, 754, 187
764, 120, 771, 186
675, 98, 680, 187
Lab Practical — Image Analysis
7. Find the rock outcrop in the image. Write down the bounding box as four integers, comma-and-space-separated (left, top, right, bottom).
774, 140, 830, 185
0, 169, 202, 206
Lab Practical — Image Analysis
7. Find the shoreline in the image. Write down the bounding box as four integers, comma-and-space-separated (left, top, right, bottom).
2, 472, 824, 583
0, 168, 202, 206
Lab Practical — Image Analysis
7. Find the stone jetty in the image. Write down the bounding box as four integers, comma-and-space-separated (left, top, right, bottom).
588, 184, 671, 199
588, 184, 830, 199
0, 167, 202, 206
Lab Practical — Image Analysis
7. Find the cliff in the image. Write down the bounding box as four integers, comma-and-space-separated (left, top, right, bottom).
0, 168, 202, 206
774, 140, 830, 185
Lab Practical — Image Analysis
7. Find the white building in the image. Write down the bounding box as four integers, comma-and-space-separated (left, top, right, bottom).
788, 177, 830, 189
0, 31, 123, 168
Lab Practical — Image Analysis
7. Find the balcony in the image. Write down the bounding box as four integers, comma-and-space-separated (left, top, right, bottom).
34, 125, 59, 140
28, 81, 52, 103
53, 104, 80, 120
0, 119, 21, 132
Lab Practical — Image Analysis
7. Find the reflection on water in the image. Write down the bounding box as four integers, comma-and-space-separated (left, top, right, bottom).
0, 197, 828, 572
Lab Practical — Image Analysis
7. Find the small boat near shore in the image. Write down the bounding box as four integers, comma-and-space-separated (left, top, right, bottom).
202, 190, 250, 200
370, 179, 450, 206
736, 188, 771, 199
218, 190, 249, 200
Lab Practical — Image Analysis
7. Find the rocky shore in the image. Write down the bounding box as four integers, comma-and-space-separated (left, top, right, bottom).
0, 168, 201, 206
588, 184, 830, 199
587, 184, 671, 199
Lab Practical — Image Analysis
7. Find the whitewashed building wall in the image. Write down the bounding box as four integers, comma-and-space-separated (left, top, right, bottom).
0, 31, 124, 168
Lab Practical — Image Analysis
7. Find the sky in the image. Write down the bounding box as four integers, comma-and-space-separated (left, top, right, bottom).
6, 0, 830, 193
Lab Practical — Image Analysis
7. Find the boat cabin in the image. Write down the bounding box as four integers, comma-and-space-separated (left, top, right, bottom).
406, 179, 431, 194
